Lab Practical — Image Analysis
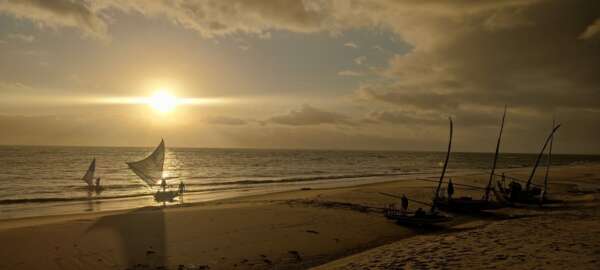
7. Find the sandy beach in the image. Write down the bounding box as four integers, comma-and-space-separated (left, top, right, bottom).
1, 163, 599, 270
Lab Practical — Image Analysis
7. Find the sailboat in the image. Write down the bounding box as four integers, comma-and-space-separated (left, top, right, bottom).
432, 107, 508, 212
127, 139, 179, 202
382, 118, 454, 226
82, 158, 102, 192
82, 158, 96, 190
495, 122, 562, 204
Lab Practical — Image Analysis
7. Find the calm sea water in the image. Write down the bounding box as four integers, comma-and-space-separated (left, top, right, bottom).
1, 145, 599, 219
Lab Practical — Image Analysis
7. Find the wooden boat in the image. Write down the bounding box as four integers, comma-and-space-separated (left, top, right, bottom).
433, 196, 504, 212
379, 118, 455, 226
431, 108, 508, 213
127, 139, 180, 203
384, 208, 452, 226
494, 122, 562, 204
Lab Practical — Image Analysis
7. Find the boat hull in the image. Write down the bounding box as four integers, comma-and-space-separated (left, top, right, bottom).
154, 190, 179, 202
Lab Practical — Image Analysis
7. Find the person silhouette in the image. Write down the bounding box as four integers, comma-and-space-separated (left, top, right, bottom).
401, 194, 409, 213
447, 178, 454, 199
160, 178, 167, 192
178, 181, 186, 204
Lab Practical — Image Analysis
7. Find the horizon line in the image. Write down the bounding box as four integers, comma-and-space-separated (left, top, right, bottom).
1, 143, 599, 156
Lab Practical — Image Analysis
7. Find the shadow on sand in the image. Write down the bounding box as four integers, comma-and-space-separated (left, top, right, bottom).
83, 206, 167, 269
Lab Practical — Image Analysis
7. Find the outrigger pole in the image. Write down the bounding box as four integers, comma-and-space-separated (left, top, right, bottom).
525, 124, 561, 191
484, 105, 507, 201
541, 118, 555, 202
431, 117, 453, 213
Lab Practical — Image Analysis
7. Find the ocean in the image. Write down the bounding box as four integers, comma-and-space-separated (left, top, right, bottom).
1, 145, 599, 220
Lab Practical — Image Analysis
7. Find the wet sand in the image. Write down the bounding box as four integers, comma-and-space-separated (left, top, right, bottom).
0, 164, 599, 269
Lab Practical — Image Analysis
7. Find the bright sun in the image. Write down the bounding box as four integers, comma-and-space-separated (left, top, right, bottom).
149, 90, 177, 113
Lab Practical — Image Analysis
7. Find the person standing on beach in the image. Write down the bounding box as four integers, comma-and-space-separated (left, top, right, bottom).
401, 194, 409, 213
447, 179, 454, 199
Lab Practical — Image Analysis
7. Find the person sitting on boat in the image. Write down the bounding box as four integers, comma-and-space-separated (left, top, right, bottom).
415, 207, 426, 217
447, 179, 454, 199
509, 181, 522, 201
401, 194, 409, 213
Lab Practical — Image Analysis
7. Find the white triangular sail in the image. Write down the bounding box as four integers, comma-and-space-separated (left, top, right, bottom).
82, 158, 96, 187
127, 139, 165, 186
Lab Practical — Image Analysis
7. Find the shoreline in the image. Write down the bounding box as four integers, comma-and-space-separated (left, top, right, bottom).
1, 162, 596, 222
0, 163, 599, 269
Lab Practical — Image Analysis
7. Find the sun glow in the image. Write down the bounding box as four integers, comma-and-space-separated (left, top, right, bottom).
149, 90, 177, 113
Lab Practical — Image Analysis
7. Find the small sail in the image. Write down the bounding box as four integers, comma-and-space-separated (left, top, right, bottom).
82, 158, 96, 187
127, 139, 165, 186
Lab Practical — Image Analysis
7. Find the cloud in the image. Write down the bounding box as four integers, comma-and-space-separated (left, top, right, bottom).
267, 104, 353, 126
344, 42, 358, 48
204, 116, 248, 126
354, 0, 600, 117
353, 56, 366, 65
579, 18, 600, 40
7, 33, 35, 42
337, 70, 363, 77
0, 0, 108, 40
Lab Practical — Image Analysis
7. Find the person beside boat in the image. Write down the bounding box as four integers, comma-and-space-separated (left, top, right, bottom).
160, 178, 167, 191
401, 194, 409, 213
94, 177, 102, 194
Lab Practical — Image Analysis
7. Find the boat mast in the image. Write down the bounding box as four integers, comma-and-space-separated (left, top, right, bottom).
541, 118, 555, 202
484, 105, 506, 201
432, 117, 453, 213
525, 124, 561, 191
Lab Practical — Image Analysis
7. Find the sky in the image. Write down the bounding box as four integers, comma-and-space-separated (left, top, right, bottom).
0, 0, 599, 154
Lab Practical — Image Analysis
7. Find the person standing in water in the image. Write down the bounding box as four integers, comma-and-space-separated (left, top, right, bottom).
178, 181, 186, 203
160, 178, 167, 192
94, 177, 102, 194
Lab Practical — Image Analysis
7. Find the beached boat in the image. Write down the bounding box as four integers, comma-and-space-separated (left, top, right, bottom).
384, 208, 452, 226
433, 107, 508, 212
382, 118, 455, 226
433, 195, 503, 212
127, 139, 179, 202
494, 122, 562, 204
